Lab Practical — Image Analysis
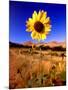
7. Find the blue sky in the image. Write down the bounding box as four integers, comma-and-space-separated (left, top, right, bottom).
9, 1, 66, 43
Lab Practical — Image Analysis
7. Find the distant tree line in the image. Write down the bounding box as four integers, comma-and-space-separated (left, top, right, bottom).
9, 42, 32, 48
9, 42, 66, 51
51, 46, 66, 51
37, 45, 66, 51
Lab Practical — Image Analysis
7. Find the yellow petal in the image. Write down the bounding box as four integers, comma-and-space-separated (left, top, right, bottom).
26, 29, 32, 32
32, 11, 37, 22
40, 12, 47, 22
45, 28, 51, 32
37, 10, 43, 20
27, 18, 34, 25
37, 11, 41, 20
31, 31, 41, 41
44, 31, 50, 35
26, 24, 34, 32
44, 24, 51, 31
41, 34, 46, 40
46, 24, 52, 28
37, 33, 41, 41
26, 18, 35, 32
31, 31, 36, 39
43, 17, 50, 24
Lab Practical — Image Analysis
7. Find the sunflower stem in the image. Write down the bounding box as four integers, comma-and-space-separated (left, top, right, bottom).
39, 45, 42, 85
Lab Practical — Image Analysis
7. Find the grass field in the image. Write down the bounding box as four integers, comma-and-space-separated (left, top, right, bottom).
9, 47, 66, 89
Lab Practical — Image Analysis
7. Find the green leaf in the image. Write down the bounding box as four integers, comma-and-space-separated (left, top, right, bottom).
60, 71, 66, 81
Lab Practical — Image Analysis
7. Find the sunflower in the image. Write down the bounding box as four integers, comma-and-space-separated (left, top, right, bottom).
26, 10, 51, 41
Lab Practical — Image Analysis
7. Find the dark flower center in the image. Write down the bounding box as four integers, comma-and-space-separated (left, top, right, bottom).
34, 21, 44, 33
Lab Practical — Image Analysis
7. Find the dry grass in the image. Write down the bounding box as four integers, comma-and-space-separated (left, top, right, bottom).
9, 48, 66, 89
